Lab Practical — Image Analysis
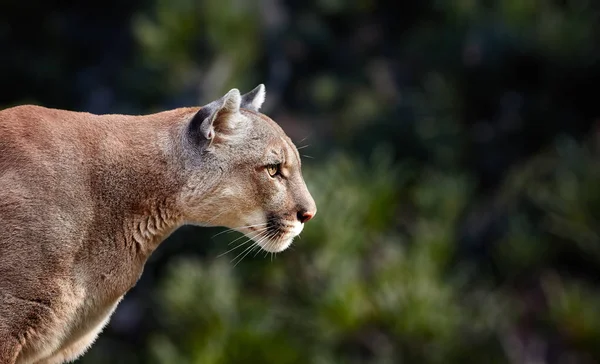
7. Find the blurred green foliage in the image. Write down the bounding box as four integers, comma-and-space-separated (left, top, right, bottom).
2, 0, 600, 362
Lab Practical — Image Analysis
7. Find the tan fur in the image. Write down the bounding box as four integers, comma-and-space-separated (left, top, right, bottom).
0, 85, 316, 364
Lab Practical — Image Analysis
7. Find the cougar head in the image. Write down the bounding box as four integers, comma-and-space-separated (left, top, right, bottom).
180, 85, 317, 253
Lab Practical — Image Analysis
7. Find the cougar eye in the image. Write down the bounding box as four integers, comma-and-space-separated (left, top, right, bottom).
266, 163, 281, 177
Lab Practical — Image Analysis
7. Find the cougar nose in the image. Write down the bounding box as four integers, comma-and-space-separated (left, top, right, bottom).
297, 209, 315, 224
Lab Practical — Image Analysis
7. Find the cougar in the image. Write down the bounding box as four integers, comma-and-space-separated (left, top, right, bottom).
0, 85, 317, 364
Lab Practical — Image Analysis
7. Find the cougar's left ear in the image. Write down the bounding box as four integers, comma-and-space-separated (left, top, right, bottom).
189, 88, 242, 142
240, 84, 266, 111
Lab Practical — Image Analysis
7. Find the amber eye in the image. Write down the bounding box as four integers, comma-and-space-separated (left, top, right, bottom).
266, 164, 280, 177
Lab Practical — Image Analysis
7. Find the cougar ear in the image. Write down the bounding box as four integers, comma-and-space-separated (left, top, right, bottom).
240, 84, 266, 111
190, 88, 242, 142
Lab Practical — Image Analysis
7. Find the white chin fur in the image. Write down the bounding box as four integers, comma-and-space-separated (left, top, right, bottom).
260, 237, 294, 253
240, 220, 304, 253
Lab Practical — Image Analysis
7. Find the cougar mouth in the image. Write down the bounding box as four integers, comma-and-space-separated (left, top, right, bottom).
243, 213, 303, 253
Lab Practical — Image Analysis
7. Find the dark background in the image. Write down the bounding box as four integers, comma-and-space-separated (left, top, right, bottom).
2, 0, 600, 363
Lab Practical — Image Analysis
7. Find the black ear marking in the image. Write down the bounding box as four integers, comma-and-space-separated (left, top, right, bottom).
187, 88, 242, 146
188, 103, 217, 145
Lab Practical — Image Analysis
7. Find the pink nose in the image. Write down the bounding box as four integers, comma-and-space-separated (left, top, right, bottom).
297, 209, 315, 224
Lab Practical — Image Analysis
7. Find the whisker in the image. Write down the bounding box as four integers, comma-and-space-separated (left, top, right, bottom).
263, 233, 279, 258
211, 223, 268, 239
253, 231, 276, 258
217, 230, 267, 258
198, 211, 226, 227
254, 246, 265, 258
207, 211, 225, 222
297, 144, 311, 150
262, 231, 281, 258
217, 239, 251, 258
256, 234, 271, 258
296, 135, 311, 145
227, 227, 268, 246
233, 232, 273, 266
213, 223, 268, 238
301, 154, 314, 159
212, 229, 239, 239
231, 231, 271, 266
255, 236, 273, 258
232, 242, 260, 267
231, 243, 257, 266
